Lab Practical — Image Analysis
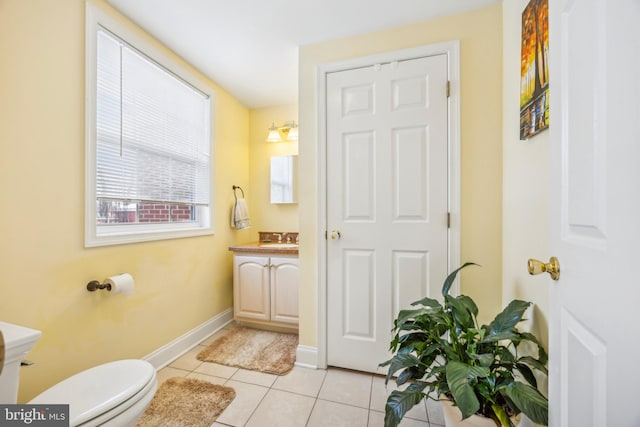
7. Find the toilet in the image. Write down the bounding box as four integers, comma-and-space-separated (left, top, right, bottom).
0, 321, 157, 426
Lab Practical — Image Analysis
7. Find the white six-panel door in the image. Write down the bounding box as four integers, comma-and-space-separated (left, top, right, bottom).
549, 0, 640, 425
326, 54, 449, 373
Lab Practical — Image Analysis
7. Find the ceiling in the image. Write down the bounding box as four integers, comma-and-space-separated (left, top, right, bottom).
106, 0, 500, 109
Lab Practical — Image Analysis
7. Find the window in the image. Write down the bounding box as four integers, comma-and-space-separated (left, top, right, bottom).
85, 4, 214, 247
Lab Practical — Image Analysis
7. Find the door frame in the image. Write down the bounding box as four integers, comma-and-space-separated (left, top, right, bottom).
316, 41, 462, 369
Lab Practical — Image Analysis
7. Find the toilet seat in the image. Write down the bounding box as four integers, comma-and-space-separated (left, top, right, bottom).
29, 359, 157, 426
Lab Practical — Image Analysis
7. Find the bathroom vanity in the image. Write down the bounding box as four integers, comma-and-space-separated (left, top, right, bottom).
229, 237, 299, 330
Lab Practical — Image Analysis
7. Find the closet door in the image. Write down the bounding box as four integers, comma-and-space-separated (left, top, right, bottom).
326, 55, 449, 373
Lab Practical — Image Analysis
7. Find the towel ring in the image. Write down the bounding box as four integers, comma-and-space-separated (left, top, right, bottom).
232, 185, 245, 200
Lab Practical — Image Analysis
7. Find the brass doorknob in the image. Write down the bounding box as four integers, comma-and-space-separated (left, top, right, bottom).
528, 257, 560, 281
330, 230, 342, 240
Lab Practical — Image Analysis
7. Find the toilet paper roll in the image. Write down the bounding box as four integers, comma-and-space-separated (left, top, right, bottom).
104, 273, 135, 296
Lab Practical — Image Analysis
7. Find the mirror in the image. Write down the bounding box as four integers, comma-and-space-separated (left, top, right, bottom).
270, 155, 298, 204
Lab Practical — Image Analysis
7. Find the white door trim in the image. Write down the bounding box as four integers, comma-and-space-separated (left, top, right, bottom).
316, 40, 461, 369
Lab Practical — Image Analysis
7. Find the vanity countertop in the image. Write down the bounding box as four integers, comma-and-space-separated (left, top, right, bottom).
229, 242, 299, 255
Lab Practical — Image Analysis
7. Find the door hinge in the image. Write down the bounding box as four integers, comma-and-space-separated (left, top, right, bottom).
446, 81, 451, 98
447, 212, 451, 229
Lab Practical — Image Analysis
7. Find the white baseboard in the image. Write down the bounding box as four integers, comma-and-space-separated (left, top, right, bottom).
144, 308, 233, 370
294, 345, 318, 369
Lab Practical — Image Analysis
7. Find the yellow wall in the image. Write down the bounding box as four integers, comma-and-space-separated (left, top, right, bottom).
0, 0, 249, 402
298, 4, 504, 348
0, 0, 523, 400
502, 1, 549, 349
247, 106, 299, 236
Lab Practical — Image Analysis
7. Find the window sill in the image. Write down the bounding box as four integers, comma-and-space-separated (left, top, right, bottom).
85, 223, 214, 247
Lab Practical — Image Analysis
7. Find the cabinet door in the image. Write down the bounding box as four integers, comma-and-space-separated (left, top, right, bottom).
234, 255, 270, 321
270, 256, 299, 325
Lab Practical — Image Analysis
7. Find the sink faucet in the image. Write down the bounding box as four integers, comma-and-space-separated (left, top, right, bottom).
273, 233, 282, 242
283, 233, 291, 243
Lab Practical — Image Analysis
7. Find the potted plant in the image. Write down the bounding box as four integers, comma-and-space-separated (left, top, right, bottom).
380, 263, 548, 427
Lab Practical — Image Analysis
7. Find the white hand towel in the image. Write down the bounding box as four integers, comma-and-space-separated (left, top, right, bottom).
231, 198, 251, 230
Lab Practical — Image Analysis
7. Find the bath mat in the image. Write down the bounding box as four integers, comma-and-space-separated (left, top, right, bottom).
135, 377, 235, 427
197, 326, 298, 375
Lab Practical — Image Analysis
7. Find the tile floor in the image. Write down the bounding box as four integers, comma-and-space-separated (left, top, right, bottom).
156, 326, 446, 427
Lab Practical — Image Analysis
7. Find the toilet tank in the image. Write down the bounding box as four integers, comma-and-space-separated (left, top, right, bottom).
0, 322, 41, 403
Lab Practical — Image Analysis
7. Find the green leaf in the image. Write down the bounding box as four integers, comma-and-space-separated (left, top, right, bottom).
394, 308, 429, 329
468, 352, 494, 367
411, 296, 442, 309
397, 332, 429, 350
519, 331, 541, 346
457, 295, 479, 318
486, 300, 531, 336
395, 345, 423, 361
442, 341, 461, 362
517, 356, 548, 375
397, 366, 424, 386
446, 295, 475, 329
379, 358, 392, 368
514, 363, 537, 388
383, 353, 422, 381
494, 345, 515, 363
446, 361, 490, 419
442, 262, 479, 297
518, 331, 549, 365
479, 330, 520, 344
501, 382, 548, 426
406, 381, 428, 393
491, 403, 514, 427
384, 389, 425, 427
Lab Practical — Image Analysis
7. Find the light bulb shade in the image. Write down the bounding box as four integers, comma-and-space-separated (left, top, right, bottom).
266, 123, 282, 142
287, 123, 298, 141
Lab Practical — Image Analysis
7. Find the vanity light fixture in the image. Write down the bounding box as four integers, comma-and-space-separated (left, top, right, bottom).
266, 123, 281, 142
286, 121, 298, 141
265, 121, 298, 142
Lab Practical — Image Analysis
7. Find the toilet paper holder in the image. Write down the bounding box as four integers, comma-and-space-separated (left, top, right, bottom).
86, 280, 112, 292
85, 274, 135, 295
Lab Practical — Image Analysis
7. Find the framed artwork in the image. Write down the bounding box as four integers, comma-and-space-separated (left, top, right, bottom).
520, 0, 549, 140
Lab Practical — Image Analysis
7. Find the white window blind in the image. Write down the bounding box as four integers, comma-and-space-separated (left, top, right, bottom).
96, 28, 210, 209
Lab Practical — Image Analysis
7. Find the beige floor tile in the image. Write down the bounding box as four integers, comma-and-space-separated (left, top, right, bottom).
215, 380, 269, 426
425, 396, 445, 426
155, 366, 189, 385
369, 376, 428, 421
152, 332, 444, 427
318, 368, 373, 409
186, 371, 228, 385
367, 410, 429, 427
307, 399, 369, 427
245, 389, 316, 427
369, 376, 394, 412
169, 346, 205, 371
272, 366, 327, 397
231, 368, 278, 387
194, 362, 239, 379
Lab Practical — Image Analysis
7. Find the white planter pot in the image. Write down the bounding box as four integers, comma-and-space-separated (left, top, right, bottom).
441, 400, 522, 427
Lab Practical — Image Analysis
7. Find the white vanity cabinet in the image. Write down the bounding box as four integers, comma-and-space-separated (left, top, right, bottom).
233, 254, 299, 328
